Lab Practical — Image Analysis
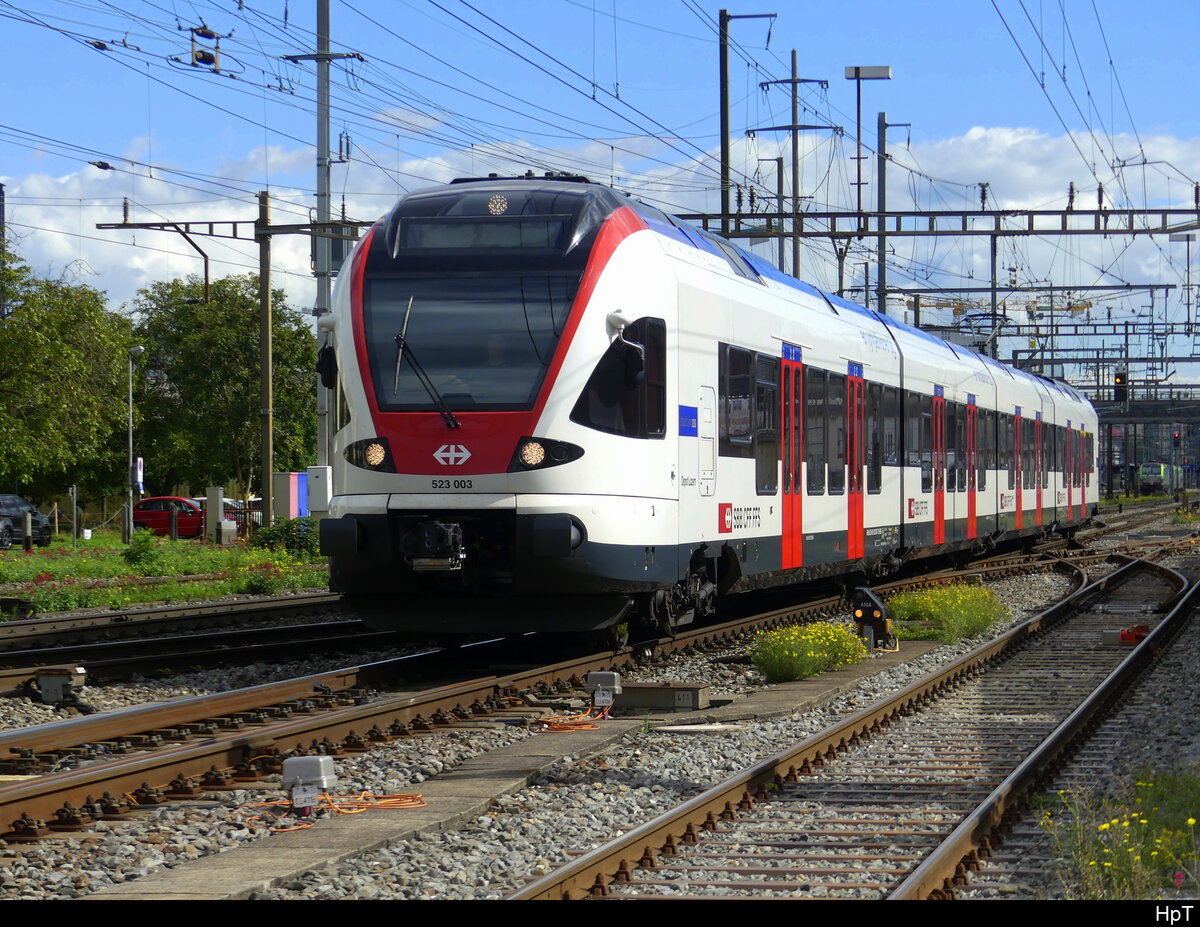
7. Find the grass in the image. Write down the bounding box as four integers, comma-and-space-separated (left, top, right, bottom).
748, 621, 868, 683
1041, 772, 1200, 899
0, 525, 327, 615
886, 582, 1007, 643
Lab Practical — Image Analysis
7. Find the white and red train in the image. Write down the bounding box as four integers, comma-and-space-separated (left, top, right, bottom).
317, 175, 1098, 637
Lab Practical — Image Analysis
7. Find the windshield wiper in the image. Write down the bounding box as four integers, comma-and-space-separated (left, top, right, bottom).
392, 296, 461, 430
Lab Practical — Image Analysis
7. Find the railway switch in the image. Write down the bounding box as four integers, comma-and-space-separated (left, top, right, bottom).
586, 671, 622, 710
851, 587, 896, 651
282, 755, 338, 811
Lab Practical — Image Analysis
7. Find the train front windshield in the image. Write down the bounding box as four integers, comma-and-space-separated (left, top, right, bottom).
364, 274, 579, 411
360, 182, 625, 414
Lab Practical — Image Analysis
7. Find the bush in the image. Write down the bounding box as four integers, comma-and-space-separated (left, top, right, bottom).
123, 528, 162, 573
749, 621, 868, 683
887, 583, 1006, 642
240, 561, 287, 596
250, 517, 320, 559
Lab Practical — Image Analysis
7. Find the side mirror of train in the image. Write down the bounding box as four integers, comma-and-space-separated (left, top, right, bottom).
316, 344, 338, 389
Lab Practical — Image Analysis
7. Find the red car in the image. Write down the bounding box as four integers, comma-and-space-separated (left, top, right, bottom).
132, 496, 206, 538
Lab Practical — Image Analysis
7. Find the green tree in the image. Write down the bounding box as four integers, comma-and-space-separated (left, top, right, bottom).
133, 274, 316, 498
0, 247, 132, 490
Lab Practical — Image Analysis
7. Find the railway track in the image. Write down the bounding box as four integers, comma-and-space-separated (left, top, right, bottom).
510, 556, 1193, 899
0, 553, 1089, 845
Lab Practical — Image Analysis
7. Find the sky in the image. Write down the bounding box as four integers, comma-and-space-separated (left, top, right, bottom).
3, 0, 1200, 383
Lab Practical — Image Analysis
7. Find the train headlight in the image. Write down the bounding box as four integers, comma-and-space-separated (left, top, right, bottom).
345, 437, 396, 472
519, 441, 546, 467
508, 436, 585, 472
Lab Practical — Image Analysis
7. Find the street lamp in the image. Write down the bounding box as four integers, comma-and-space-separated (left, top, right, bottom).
126, 345, 144, 543
844, 66, 891, 226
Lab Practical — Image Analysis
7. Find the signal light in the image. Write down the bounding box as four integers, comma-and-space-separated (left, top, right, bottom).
1114, 368, 1128, 402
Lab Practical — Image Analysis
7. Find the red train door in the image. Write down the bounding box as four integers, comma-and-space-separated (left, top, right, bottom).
1035, 415, 1044, 527
966, 399, 977, 539
847, 364, 865, 558
781, 347, 803, 569
933, 387, 946, 544
1014, 411, 1024, 531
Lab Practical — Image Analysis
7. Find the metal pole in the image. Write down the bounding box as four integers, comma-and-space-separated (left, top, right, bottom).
855, 77, 863, 225
990, 235, 999, 358
126, 345, 143, 543
876, 110, 887, 315
258, 191, 274, 529
790, 49, 799, 277
719, 9, 730, 236
315, 0, 332, 470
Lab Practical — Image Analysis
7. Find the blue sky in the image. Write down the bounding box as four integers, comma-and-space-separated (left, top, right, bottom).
3, 0, 1200, 376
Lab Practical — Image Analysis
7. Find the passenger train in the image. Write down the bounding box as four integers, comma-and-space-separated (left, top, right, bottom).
317, 174, 1099, 639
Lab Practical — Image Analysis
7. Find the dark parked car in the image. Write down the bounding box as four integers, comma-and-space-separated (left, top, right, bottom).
0, 495, 52, 549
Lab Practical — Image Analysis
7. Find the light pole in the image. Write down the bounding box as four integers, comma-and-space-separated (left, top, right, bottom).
843, 66, 891, 229
126, 345, 144, 543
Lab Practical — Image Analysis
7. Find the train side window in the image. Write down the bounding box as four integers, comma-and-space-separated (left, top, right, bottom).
882, 386, 900, 466
866, 382, 882, 494
1042, 424, 1050, 489
919, 394, 933, 493
755, 355, 779, 495
904, 391, 920, 469
827, 372, 846, 495
976, 408, 988, 491
944, 402, 956, 494
805, 367, 826, 494
1004, 414, 1015, 490
570, 317, 666, 439
718, 345, 754, 458
1023, 418, 1035, 491
960, 405, 969, 492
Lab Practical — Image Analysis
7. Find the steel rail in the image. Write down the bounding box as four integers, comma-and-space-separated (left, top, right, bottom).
889, 561, 1198, 899
0, 592, 343, 650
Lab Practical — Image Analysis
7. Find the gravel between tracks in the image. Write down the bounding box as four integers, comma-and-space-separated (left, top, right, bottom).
2, 551, 1196, 901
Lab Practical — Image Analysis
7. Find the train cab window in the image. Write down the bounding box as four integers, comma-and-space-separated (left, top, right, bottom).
570, 317, 666, 439
827, 373, 846, 495
805, 367, 827, 494
333, 372, 352, 433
